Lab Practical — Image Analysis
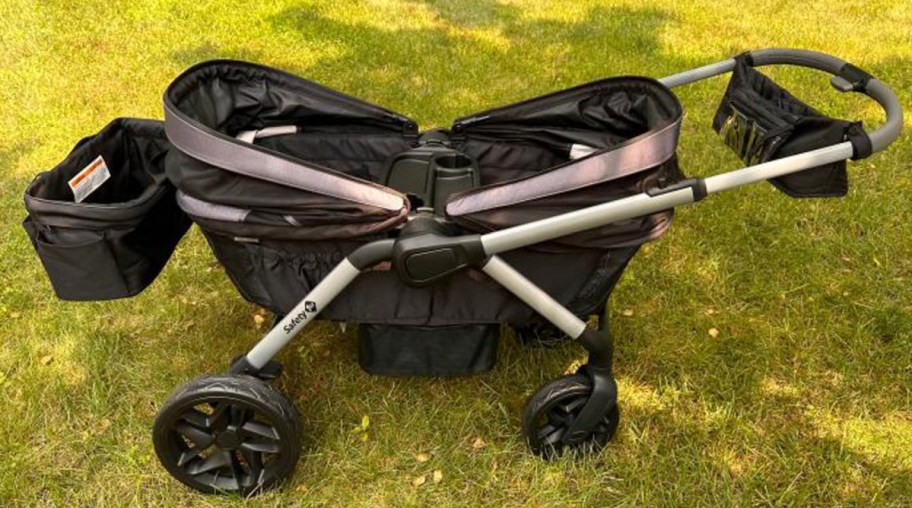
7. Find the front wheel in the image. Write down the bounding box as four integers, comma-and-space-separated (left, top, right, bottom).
521, 374, 620, 459
152, 374, 301, 496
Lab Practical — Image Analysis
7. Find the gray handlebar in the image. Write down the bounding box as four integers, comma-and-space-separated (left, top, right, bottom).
660, 48, 903, 155
748, 48, 902, 153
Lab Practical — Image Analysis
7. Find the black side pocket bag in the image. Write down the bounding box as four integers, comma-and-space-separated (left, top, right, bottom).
713, 55, 856, 197
23, 118, 191, 300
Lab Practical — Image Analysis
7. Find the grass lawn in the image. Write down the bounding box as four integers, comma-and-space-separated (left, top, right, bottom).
2, 0, 911, 506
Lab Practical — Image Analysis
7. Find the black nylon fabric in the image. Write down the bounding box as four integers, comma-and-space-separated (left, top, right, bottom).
166, 63, 683, 249
449, 77, 684, 249
161, 63, 685, 325
164, 60, 414, 240
203, 231, 637, 326
23, 119, 190, 300
713, 56, 853, 197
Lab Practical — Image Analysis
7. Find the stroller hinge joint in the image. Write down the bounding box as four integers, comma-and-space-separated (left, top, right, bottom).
393, 226, 486, 287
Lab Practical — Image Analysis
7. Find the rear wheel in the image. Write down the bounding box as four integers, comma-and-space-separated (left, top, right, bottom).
153, 374, 300, 496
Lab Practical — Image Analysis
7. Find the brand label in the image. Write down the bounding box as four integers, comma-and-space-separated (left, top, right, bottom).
283, 301, 318, 334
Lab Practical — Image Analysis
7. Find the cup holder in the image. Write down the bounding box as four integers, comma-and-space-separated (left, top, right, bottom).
434, 153, 473, 170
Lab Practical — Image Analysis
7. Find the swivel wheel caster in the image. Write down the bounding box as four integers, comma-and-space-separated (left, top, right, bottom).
521, 373, 620, 459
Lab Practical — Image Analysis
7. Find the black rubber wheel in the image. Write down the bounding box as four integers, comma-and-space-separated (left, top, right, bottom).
153, 375, 301, 496
513, 323, 572, 348
521, 374, 620, 459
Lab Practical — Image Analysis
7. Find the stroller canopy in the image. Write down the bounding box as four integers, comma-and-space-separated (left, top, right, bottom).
164, 60, 683, 248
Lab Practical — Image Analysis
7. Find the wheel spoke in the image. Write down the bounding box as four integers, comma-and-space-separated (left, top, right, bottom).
228, 450, 245, 484
241, 447, 265, 485
556, 397, 586, 415
536, 423, 559, 441
180, 408, 212, 429
240, 440, 281, 454
187, 450, 232, 475
230, 405, 249, 427
241, 420, 279, 441
173, 422, 215, 449
177, 446, 207, 467
541, 426, 565, 446
548, 411, 569, 427
208, 402, 232, 430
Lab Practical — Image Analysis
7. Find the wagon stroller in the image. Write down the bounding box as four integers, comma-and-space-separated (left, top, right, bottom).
23, 48, 901, 495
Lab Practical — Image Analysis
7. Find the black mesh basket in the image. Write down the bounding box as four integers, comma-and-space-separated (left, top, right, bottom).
713, 55, 860, 198
358, 323, 499, 377
23, 118, 190, 300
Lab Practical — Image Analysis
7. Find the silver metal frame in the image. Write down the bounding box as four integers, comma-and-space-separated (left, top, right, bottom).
238, 48, 903, 371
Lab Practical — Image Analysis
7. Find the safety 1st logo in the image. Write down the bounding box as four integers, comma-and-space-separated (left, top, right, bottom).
283, 301, 318, 334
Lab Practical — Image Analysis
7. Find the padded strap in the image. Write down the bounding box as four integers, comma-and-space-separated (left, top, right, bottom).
164, 103, 408, 212
446, 118, 681, 217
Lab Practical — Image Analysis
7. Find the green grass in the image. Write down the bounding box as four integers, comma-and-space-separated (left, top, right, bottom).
1, 0, 911, 506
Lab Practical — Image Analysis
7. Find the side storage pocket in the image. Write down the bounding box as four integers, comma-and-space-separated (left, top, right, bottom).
24, 219, 129, 299
23, 118, 190, 300
713, 55, 856, 198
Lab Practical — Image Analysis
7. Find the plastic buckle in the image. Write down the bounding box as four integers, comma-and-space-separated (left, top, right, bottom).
831, 63, 873, 93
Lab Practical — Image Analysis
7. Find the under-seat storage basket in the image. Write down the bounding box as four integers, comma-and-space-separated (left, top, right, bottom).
713, 55, 861, 198
23, 118, 190, 300
359, 324, 499, 377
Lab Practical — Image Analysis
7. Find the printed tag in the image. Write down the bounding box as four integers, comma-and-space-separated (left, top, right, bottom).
569, 143, 598, 159
68, 155, 111, 203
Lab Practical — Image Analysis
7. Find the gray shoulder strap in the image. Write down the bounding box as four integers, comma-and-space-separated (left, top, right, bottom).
164, 104, 407, 212
446, 119, 681, 217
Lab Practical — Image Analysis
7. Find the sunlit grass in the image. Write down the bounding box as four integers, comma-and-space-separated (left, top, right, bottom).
1, 0, 910, 506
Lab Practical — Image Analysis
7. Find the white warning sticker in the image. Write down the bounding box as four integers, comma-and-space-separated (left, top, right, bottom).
68, 155, 111, 203
569, 143, 598, 159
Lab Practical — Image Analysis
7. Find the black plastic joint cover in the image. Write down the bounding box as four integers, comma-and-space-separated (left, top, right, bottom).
837, 63, 873, 92
348, 239, 396, 270
393, 233, 486, 287
577, 328, 613, 370
847, 122, 873, 160
646, 177, 707, 202
228, 356, 283, 380
737, 51, 755, 66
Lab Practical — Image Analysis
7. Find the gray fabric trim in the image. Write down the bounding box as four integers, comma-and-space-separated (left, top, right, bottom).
236, 125, 298, 144
176, 191, 250, 223
164, 104, 407, 212
446, 119, 681, 216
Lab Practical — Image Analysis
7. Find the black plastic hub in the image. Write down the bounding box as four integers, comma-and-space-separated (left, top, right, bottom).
215, 427, 242, 450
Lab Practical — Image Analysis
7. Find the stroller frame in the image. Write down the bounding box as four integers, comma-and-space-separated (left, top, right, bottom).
224, 48, 900, 446
88, 47, 902, 495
